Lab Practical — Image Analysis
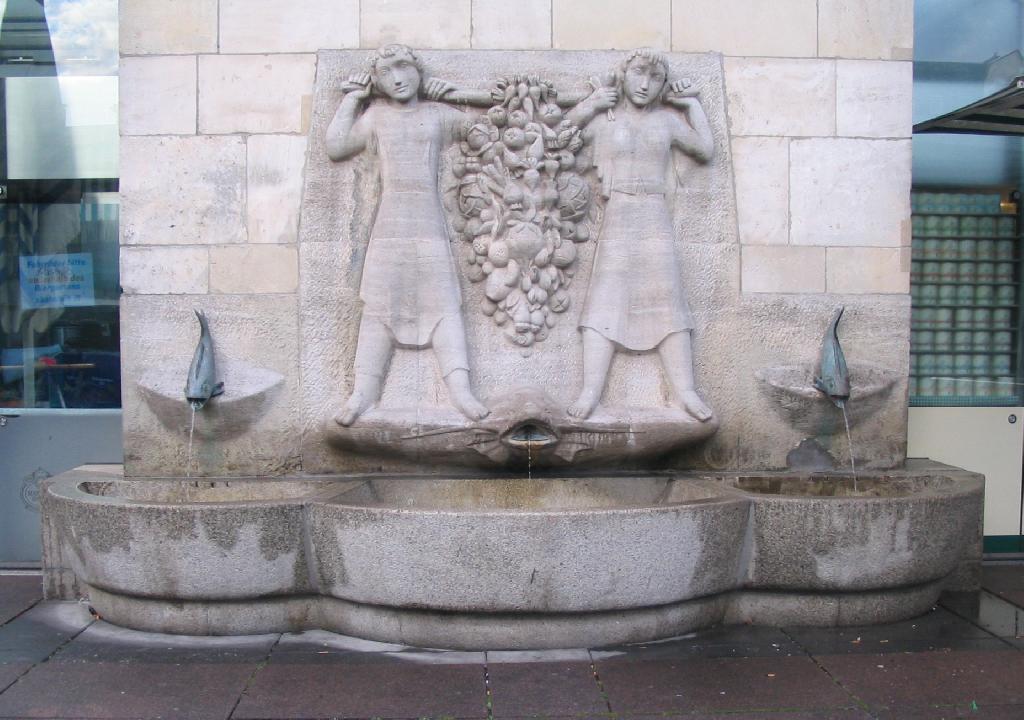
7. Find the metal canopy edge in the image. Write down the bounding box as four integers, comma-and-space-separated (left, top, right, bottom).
914, 76, 1024, 136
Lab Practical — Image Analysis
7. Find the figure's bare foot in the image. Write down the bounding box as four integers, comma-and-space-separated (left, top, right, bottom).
452, 390, 490, 421
567, 389, 600, 420
334, 374, 382, 426
445, 369, 490, 421
334, 390, 376, 426
679, 389, 712, 422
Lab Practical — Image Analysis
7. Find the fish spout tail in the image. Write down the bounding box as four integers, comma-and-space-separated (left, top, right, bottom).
815, 306, 851, 406
184, 310, 223, 409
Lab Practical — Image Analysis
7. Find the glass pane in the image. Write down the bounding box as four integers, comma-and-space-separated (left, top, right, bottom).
0, 0, 119, 410
913, 0, 1024, 188
5, 75, 118, 179
909, 190, 1022, 407
0, 183, 120, 408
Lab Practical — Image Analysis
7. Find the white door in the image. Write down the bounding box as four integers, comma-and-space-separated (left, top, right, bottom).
908, 406, 1024, 537
0, 410, 121, 565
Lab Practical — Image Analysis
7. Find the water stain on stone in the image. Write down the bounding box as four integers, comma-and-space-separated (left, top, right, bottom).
198, 510, 247, 551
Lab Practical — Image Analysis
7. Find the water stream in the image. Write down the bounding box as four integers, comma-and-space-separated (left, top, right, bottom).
841, 403, 857, 492
186, 404, 197, 479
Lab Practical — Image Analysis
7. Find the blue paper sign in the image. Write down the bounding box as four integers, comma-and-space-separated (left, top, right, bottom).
19, 253, 95, 309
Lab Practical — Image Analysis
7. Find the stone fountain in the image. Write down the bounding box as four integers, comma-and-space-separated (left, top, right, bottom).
41, 47, 982, 650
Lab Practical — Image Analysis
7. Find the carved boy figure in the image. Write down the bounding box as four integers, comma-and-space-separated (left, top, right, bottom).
568, 49, 715, 421
326, 45, 490, 425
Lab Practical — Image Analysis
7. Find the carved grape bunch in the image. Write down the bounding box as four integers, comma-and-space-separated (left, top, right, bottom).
449, 76, 595, 347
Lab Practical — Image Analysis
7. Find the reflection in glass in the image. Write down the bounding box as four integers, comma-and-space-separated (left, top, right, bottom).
0, 185, 120, 408
913, 0, 1024, 187
0, 0, 119, 409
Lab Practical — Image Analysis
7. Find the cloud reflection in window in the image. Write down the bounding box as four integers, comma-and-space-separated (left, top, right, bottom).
45, 0, 117, 76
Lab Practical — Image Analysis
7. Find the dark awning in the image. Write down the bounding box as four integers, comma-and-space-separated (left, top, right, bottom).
914, 76, 1024, 136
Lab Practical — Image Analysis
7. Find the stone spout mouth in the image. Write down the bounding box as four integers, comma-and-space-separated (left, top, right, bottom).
500, 420, 559, 451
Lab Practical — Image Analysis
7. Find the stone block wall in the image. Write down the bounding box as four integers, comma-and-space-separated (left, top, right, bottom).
119, 0, 913, 476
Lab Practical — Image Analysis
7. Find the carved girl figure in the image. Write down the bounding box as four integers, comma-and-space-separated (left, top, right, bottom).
326, 45, 490, 425
568, 49, 714, 421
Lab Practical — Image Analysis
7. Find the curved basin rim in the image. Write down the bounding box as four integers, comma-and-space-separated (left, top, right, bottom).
49, 477, 749, 513
720, 474, 984, 501
757, 363, 899, 397
316, 493, 749, 515
47, 477, 337, 509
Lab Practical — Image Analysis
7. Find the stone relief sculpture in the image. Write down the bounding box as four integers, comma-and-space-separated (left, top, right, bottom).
325, 47, 719, 465
567, 49, 714, 423
325, 44, 493, 426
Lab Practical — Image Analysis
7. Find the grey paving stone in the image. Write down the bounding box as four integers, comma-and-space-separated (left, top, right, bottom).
982, 564, 1024, 593
233, 654, 488, 719
0, 602, 92, 664
643, 712, 872, 720
273, 628, 409, 654
591, 624, 804, 662
941, 591, 1024, 640
488, 649, 591, 663
816, 649, 1024, 710
990, 589, 1024, 609
596, 655, 854, 714
873, 703, 1024, 719
273, 629, 484, 665
0, 658, 257, 719
0, 661, 31, 693
488, 661, 607, 718
0, 575, 42, 626
55, 621, 278, 663
784, 606, 1009, 655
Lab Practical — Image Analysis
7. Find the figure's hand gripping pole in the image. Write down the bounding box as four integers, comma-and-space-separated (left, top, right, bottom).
588, 73, 618, 121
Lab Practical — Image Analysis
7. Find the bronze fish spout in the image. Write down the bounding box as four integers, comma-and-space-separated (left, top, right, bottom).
813, 307, 850, 409
184, 309, 224, 410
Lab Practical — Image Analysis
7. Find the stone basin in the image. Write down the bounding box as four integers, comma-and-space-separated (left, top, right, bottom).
717, 471, 984, 605
137, 362, 284, 439
45, 475, 353, 602
755, 362, 900, 435
309, 477, 749, 615
42, 462, 983, 648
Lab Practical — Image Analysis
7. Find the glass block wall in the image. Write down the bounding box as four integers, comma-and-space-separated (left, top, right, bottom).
910, 190, 1021, 406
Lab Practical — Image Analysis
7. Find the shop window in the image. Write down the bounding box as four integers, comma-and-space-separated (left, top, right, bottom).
0, 0, 119, 409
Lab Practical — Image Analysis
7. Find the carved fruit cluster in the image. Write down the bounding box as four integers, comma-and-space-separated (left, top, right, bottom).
448, 76, 595, 347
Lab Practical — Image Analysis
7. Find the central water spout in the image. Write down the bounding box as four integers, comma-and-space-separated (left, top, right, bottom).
502, 421, 559, 451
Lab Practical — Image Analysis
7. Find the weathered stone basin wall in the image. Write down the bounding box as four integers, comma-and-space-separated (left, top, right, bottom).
119, 0, 913, 476
41, 461, 981, 648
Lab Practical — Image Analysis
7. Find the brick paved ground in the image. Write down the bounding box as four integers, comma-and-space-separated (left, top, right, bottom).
1, 566, 1023, 719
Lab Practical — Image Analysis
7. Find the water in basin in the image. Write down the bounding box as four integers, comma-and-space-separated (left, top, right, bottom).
326, 476, 725, 511
726, 474, 959, 498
